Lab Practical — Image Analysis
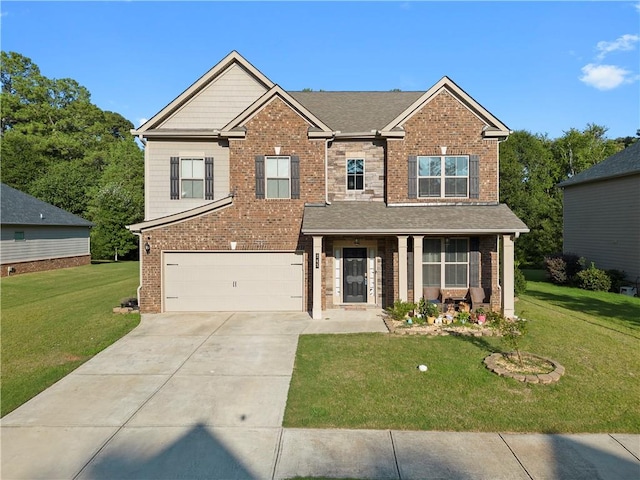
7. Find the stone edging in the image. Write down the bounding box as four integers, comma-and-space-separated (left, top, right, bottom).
483, 352, 565, 384
383, 318, 496, 337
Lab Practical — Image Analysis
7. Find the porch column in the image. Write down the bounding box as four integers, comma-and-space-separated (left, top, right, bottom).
413, 235, 424, 303
312, 236, 323, 320
502, 234, 515, 318
398, 236, 408, 302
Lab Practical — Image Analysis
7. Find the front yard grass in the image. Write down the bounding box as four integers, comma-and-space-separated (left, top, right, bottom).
284, 273, 640, 433
1, 262, 141, 417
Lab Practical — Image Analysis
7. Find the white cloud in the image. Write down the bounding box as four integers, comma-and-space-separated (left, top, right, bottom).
596, 34, 639, 60
579, 64, 633, 90
138, 118, 148, 126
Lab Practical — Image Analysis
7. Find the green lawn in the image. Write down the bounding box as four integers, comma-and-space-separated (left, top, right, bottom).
284, 272, 640, 433
1, 262, 141, 416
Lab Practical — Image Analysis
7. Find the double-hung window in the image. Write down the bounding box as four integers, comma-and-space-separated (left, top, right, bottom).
422, 238, 469, 288
418, 156, 469, 198
181, 158, 204, 198
346, 158, 364, 190
266, 156, 290, 199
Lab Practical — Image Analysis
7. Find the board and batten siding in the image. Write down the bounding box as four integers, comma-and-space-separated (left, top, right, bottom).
145, 140, 230, 220
563, 174, 640, 281
0, 226, 90, 263
159, 63, 268, 130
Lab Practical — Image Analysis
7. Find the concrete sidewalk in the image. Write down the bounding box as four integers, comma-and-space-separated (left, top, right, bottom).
1, 311, 639, 479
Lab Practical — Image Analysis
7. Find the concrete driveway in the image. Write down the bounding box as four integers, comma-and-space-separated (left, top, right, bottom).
2, 311, 639, 479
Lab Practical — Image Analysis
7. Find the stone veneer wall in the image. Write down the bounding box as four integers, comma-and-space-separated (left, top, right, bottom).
386, 89, 499, 204
327, 140, 385, 202
139, 97, 325, 313
1, 255, 92, 277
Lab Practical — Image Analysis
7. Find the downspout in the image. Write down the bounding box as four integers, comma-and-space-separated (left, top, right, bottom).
130, 230, 143, 308
325, 137, 333, 205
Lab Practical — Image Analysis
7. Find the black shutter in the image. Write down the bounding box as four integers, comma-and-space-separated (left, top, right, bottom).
469, 154, 479, 199
408, 155, 417, 199
469, 237, 480, 287
205, 157, 214, 200
255, 155, 265, 199
291, 155, 300, 199
170, 157, 179, 200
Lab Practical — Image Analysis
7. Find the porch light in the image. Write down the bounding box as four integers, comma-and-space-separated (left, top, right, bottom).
144, 242, 151, 255
354, 238, 360, 245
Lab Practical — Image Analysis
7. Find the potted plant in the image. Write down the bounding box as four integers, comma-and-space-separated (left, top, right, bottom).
475, 307, 487, 324
418, 297, 439, 324
457, 311, 470, 324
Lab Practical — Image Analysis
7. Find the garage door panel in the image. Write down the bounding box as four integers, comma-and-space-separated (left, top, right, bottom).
163, 252, 303, 312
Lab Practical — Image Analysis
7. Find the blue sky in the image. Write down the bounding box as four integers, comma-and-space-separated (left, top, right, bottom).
2, 1, 639, 139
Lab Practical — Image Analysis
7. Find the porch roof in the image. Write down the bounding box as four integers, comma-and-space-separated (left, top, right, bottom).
301, 202, 529, 235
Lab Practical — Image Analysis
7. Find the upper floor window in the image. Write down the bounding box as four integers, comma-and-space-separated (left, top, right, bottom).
418, 156, 469, 198
255, 155, 300, 200
181, 158, 204, 198
170, 156, 213, 200
346, 158, 364, 190
423, 237, 469, 288
14, 231, 25, 241
266, 156, 291, 199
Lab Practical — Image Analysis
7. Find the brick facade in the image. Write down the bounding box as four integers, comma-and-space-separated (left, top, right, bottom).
386, 89, 499, 204
139, 97, 325, 313
1, 255, 91, 277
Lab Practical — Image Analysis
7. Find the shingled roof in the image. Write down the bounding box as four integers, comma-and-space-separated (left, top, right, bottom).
1, 183, 93, 227
302, 202, 529, 235
289, 91, 424, 133
558, 141, 640, 188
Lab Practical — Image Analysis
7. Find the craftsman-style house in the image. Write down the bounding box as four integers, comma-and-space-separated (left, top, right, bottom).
129, 51, 528, 318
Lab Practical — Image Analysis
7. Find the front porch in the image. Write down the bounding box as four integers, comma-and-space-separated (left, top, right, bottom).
302, 202, 529, 320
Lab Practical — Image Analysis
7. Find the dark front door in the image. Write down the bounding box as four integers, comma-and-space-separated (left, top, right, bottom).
343, 248, 367, 303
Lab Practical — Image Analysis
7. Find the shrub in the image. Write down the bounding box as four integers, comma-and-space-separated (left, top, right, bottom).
576, 263, 612, 292
496, 314, 529, 366
514, 265, 527, 295
544, 253, 581, 285
385, 300, 417, 321
606, 269, 627, 293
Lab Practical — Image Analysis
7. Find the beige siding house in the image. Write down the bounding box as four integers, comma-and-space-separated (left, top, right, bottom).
1, 183, 93, 277
559, 141, 640, 283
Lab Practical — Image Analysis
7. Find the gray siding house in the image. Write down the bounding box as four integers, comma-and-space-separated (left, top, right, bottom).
0, 183, 94, 277
558, 141, 640, 283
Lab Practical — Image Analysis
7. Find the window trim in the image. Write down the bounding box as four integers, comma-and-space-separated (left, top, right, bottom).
417, 155, 469, 199
265, 155, 292, 199
180, 157, 205, 199
422, 237, 469, 289
346, 158, 365, 191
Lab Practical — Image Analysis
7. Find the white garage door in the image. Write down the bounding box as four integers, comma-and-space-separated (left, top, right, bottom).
163, 252, 304, 312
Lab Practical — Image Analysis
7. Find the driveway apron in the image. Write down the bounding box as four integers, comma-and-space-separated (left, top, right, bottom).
1, 312, 312, 480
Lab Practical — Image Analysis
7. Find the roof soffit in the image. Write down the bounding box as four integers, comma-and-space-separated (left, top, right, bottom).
221, 85, 333, 135
133, 51, 275, 134
381, 76, 510, 136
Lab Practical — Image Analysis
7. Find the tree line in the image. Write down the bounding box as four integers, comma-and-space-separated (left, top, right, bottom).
1, 51, 637, 263
1, 51, 143, 260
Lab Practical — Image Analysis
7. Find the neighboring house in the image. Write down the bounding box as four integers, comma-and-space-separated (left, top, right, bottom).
558, 141, 640, 283
0, 183, 93, 277
129, 51, 528, 318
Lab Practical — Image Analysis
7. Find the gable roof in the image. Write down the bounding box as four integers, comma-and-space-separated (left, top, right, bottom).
381, 76, 510, 138
132, 51, 274, 134
221, 85, 333, 136
1, 183, 93, 227
558, 141, 640, 188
